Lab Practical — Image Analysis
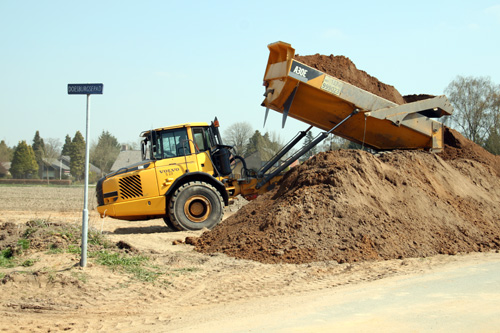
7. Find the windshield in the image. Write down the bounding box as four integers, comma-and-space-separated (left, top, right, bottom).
146, 128, 189, 160
142, 126, 217, 161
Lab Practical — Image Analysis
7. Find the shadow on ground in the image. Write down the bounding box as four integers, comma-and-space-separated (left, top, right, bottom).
109, 225, 175, 234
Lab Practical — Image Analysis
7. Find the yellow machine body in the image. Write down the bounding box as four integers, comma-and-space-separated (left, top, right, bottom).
96, 122, 281, 222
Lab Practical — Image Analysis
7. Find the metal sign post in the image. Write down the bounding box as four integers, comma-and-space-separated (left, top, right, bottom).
68, 83, 103, 267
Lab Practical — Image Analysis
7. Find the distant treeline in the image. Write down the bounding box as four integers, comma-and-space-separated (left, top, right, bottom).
0, 179, 72, 185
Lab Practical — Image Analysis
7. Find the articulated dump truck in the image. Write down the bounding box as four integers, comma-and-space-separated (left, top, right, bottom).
96, 41, 453, 231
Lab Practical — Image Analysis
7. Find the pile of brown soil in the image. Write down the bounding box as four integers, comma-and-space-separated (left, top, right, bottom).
295, 54, 438, 106
295, 54, 406, 104
193, 144, 500, 264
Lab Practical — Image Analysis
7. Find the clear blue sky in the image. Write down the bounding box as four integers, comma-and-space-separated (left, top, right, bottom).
1, 0, 499, 148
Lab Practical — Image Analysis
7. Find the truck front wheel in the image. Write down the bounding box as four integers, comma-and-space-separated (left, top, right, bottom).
168, 181, 224, 231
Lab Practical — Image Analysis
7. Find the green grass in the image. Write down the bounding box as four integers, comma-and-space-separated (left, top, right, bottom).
0, 218, 196, 287
171, 267, 200, 275
91, 250, 162, 282
17, 239, 30, 251
67, 244, 81, 254
46, 244, 64, 254
0, 248, 15, 268
88, 228, 113, 248
21, 258, 37, 267
71, 271, 89, 283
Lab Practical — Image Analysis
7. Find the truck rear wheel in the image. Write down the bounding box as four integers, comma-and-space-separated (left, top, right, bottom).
162, 216, 177, 230
168, 181, 224, 231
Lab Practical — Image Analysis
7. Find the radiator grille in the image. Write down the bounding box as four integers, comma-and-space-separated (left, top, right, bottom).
118, 175, 143, 199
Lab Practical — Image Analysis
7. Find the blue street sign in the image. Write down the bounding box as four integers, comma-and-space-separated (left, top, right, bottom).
68, 83, 103, 95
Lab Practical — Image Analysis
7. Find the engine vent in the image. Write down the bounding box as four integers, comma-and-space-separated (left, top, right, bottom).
118, 175, 143, 199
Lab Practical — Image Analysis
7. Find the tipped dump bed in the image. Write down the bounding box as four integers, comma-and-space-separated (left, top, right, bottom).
262, 42, 453, 151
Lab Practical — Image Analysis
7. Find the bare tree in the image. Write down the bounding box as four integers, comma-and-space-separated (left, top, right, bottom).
124, 140, 140, 150
90, 131, 121, 176
44, 138, 62, 160
319, 134, 350, 152
445, 76, 497, 145
223, 122, 253, 155
484, 90, 500, 154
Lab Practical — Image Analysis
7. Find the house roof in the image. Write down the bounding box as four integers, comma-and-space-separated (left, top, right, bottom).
42, 158, 69, 171
41, 157, 100, 173
0, 162, 9, 175
0, 161, 11, 170
111, 150, 142, 172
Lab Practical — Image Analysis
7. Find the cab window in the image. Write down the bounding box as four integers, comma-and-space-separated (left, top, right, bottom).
156, 128, 190, 159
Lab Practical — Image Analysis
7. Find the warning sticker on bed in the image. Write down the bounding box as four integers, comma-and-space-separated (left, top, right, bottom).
321, 76, 343, 95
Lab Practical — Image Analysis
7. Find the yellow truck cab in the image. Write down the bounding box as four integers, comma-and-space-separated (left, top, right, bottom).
96, 120, 234, 230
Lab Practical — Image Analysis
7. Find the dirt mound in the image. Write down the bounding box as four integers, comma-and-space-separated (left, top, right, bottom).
442, 126, 500, 176
193, 147, 500, 264
295, 53, 406, 104
0, 220, 125, 257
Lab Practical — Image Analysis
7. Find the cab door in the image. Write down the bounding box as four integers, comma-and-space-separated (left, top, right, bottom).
191, 126, 215, 175
154, 127, 199, 195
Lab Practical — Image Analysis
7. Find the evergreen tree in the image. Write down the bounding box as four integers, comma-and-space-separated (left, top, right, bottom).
0, 140, 13, 162
10, 141, 38, 179
244, 130, 263, 157
90, 130, 121, 176
61, 135, 72, 156
70, 131, 86, 181
32, 131, 45, 177
259, 132, 282, 161
32, 131, 45, 162
299, 131, 318, 161
484, 128, 500, 155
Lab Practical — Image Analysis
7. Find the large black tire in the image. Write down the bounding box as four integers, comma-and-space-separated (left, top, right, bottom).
162, 215, 177, 231
168, 181, 224, 231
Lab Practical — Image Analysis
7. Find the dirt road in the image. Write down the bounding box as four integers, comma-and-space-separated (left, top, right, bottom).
1, 206, 499, 332
174, 253, 500, 332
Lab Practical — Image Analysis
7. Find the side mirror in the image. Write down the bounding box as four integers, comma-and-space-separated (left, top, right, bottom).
150, 131, 158, 160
